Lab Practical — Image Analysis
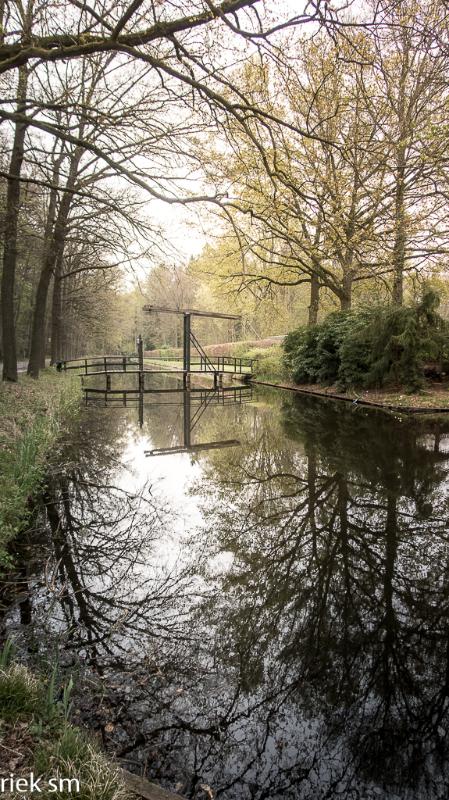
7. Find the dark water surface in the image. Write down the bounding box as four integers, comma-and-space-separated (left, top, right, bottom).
2, 379, 449, 799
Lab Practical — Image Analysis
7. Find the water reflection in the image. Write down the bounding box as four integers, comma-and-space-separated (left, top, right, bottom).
144, 387, 251, 455
194, 396, 449, 797
2, 386, 449, 798
0, 410, 194, 666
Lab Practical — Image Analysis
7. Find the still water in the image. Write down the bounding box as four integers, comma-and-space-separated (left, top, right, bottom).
2, 378, 449, 799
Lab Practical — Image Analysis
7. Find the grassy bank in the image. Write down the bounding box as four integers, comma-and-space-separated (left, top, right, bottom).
0, 643, 131, 800
0, 369, 81, 567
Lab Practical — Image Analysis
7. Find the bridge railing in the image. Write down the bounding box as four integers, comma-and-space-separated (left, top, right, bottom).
61, 356, 140, 374
60, 353, 256, 375
145, 355, 256, 374
60, 355, 257, 375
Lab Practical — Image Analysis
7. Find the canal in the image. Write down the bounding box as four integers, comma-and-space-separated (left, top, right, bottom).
2, 377, 449, 799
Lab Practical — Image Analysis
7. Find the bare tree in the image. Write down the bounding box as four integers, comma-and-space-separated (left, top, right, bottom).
0, 0, 337, 380
366, 0, 449, 305
1, 0, 33, 380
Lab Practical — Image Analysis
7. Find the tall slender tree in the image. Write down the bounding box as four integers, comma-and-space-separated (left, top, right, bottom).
1, 0, 33, 380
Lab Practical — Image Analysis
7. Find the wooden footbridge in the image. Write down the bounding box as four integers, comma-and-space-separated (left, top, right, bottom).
61, 305, 256, 388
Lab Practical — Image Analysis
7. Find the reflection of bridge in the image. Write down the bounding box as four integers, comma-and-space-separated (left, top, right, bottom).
82, 384, 253, 404
146, 386, 249, 456
84, 384, 253, 448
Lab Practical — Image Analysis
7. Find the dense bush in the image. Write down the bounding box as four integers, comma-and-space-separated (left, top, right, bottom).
283, 290, 449, 391
243, 345, 287, 381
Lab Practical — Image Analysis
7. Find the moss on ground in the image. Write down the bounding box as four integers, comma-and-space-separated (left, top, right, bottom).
0, 369, 81, 567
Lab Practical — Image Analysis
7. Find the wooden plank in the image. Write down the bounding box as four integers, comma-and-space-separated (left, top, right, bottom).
143, 304, 240, 320
120, 769, 183, 800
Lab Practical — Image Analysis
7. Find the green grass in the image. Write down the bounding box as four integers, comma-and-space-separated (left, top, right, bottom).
0, 369, 81, 567
0, 679, 130, 800
0, 643, 131, 800
0, 663, 41, 720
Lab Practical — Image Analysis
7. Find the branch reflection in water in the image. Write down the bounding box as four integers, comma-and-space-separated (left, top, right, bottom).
2, 384, 449, 799
5, 409, 198, 666
192, 394, 449, 798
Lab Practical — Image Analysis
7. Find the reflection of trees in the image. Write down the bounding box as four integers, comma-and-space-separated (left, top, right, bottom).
5, 390, 449, 797
8, 408, 191, 664
186, 395, 449, 797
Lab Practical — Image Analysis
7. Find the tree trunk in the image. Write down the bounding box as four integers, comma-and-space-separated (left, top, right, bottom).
391, 31, 409, 307
60, 277, 69, 360
27, 265, 54, 377
50, 253, 63, 363
40, 310, 49, 369
28, 148, 81, 378
1, 65, 28, 381
308, 273, 320, 326
339, 274, 353, 311
392, 145, 406, 306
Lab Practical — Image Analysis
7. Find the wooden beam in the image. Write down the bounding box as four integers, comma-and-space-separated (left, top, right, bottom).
142, 304, 240, 320
120, 770, 182, 800
145, 439, 240, 456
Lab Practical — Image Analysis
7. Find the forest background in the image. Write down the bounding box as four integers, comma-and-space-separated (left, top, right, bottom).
1, 0, 449, 379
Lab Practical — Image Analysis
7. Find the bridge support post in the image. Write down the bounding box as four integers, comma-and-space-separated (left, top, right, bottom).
183, 314, 191, 390
183, 314, 191, 372
137, 334, 144, 393
183, 390, 191, 448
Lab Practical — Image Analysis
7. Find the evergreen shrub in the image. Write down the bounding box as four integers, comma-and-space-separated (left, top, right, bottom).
283, 290, 449, 391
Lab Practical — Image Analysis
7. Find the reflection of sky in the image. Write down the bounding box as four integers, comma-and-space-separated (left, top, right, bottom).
119, 428, 204, 569
9, 389, 449, 798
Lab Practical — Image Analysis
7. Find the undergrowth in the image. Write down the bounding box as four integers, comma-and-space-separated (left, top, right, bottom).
0, 640, 131, 800
0, 369, 81, 567
235, 345, 287, 381
283, 290, 449, 392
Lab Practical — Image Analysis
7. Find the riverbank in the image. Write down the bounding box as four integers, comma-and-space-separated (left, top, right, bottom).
0, 369, 81, 567
0, 654, 181, 799
254, 378, 449, 413
0, 647, 131, 800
